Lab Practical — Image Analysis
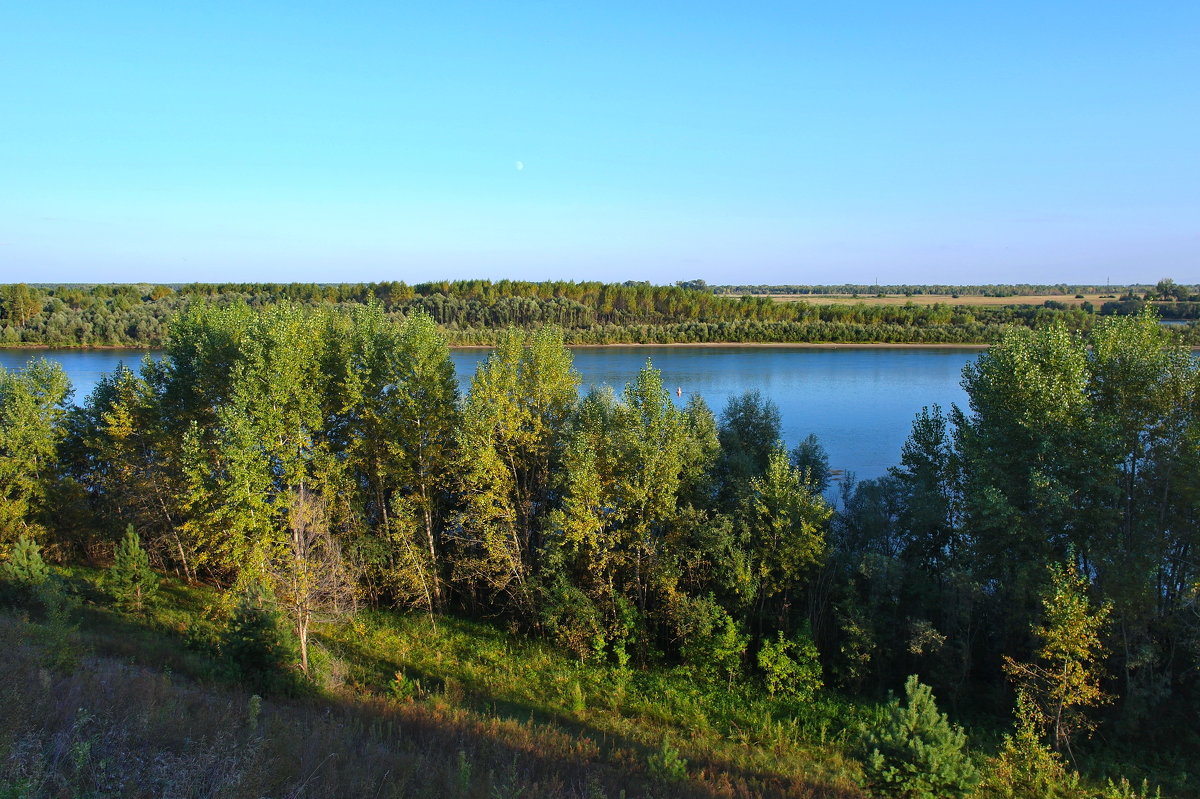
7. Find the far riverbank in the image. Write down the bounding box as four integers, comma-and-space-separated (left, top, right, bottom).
2, 341, 993, 351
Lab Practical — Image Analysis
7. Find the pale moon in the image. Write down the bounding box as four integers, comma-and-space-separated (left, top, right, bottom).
515, 161, 524, 171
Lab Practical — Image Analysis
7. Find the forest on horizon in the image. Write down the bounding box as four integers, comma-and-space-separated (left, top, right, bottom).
1, 278, 1198, 348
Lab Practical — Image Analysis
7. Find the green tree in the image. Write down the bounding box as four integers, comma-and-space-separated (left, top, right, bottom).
1154, 277, 1183, 301
951, 308, 1199, 736
674, 594, 747, 685
955, 323, 1102, 660
1085, 310, 1199, 724
221, 578, 298, 695
790, 432, 832, 493
862, 674, 978, 798
743, 443, 830, 626
608, 363, 698, 620
891, 405, 960, 571
66, 363, 190, 574
382, 312, 460, 610
982, 690, 1079, 799
0, 359, 71, 544
177, 304, 333, 581
324, 306, 459, 611
453, 326, 578, 615
678, 393, 720, 506
106, 524, 158, 612
716, 390, 781, 506
0, 534, 50, 600
756, 628, 822, 699
1003, 560, 1111, 761
548, 363, 717, 661
1, 283, 42, 326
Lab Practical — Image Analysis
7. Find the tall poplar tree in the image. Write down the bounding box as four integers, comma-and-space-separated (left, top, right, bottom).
381, 312, 459, 610
743, 443, 831, 629
177, 304, 333, 581
550, 363, 723, 659
0, 359, 71, 545
955, 323, 1099, 657
453, 326, 578, 614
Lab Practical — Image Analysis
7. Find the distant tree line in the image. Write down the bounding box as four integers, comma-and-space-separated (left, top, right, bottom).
3, 279, 1196, 347
1102, 301, 1200, 320
710, 283, 1164, 297
2, 303, 1198, 783
710, 281, 1200, 297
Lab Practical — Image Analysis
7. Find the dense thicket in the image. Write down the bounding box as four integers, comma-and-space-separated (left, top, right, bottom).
4, 280, 1196, 347
1, 303, 1198, 793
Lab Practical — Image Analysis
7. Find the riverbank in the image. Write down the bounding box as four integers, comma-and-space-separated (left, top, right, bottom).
0, 343, 156, 350
460, 341, 993, 349
3, 340, 994, 351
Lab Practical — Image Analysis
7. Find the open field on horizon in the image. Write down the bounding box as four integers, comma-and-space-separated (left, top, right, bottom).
754, 293, 1116, 307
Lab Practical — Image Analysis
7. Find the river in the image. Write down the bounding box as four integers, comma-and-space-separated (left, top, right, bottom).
0, 345, 980, 483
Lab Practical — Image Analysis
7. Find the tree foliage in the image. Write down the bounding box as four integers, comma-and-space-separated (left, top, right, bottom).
0, 359, 71, 543
8, 279, 1185, 348
1003, 560, 1111, 759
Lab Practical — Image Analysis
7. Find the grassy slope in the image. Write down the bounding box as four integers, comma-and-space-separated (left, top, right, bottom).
0, 570, 869, 798
2, 569, 1185, 798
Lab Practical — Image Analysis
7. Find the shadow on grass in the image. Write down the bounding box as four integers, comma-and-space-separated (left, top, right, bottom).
25, 574, 864, 798
2, 608, 872, 799
318, 616, 864, 799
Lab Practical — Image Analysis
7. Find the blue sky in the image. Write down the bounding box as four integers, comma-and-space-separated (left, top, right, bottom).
2, 1, 1197, 285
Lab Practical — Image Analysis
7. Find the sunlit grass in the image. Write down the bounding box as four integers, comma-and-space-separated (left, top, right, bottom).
5, 568, 1184, 797
3, 568, 870, 797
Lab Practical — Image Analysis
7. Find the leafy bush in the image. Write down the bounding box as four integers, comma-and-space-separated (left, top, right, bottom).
538, 578, 606, 663
862, 674, 978, 798
757, 628, 823, 699
674, 593, 747, 684
981, 695, 1078, 798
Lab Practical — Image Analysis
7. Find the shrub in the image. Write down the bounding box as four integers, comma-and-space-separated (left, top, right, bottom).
674, 594, 747, 684
862, 674, 978, 798
105, 525, 158, 612
980, 691, 1077, 798
31, 577, 83, 671
757, 628, 823, 699
539, 578, 605, 663
975, 689, 1164, 799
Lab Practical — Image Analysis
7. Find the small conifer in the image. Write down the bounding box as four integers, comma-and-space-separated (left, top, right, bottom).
107, 525, 158, 612
862, 674, 978, 798
221, 579, 298, 694
1, 535, 49, 601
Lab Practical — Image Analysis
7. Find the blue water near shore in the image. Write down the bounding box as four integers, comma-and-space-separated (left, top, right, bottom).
1, 345, 979, 482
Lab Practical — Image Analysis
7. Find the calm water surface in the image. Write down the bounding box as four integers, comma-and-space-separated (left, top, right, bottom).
0, 346, 981, 482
